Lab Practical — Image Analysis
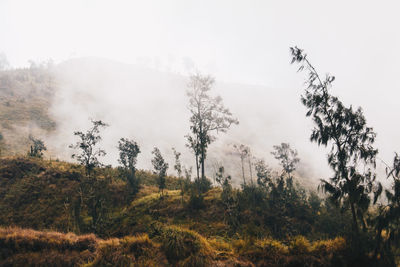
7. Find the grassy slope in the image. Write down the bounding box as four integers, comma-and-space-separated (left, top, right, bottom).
0, 67, 349, 266
0, 157, 349, 266
0, 68, 56, 155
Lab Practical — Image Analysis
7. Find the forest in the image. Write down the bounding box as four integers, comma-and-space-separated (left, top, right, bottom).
0, 46, 399, 267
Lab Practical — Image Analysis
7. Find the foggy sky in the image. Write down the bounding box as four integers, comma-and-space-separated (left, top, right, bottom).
1, 0, 400, 186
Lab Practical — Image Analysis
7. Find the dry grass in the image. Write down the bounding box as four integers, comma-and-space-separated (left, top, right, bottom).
0, 226, 168, 267
0, 226, 97, 266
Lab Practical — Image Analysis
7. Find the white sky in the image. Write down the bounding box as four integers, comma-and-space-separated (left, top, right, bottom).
1, 0, 399, 86
2, 0, 400, 178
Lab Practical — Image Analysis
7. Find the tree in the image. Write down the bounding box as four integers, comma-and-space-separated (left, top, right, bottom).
372, 153, 400, 263
183, 166, 193, 193
255, 158, 272, 188
271, 143, 300, 179
215, 166, 239, 230
151, 147, 169, 196
68, 119, 109, 232
172, 147, 184, 203
186, 74, 239, 184
247, 148, 254, 185
28, 135, 47, 158
290, 46, 379, 235
118, 138, 141, 197
69, 120, 108, 177
233, 144, 251, 185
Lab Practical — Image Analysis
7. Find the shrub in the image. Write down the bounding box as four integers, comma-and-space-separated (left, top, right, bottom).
157, 225, 213, 266
188, 193, 205, 210
289, 235, 312, 254
233, 237, 288, 264
312, 237, 346, 255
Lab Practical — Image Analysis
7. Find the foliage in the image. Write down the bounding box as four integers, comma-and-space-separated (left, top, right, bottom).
151, 147, 169, 196
172, 147, 185, 203
290, 46, 380, 235
28, 135, 47, 158
232, 143, 251, 185
69, 120, 108, 177
216, 166, 240, 231
371, 153, 400, 264
185, 73, 238, 183
255, 158, 272, 188
233, 235, 347, 267
152, 224, 213, 266
118, 138, 141, 198
0, 156, 389, 265
271, 142, 299, 178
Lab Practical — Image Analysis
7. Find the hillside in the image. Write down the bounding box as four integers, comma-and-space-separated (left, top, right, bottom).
0, 59, 326, 187
0, 67, 56, 155
0, 157, 360, 266
0, 226, 348, 267
0, 61, 397, 266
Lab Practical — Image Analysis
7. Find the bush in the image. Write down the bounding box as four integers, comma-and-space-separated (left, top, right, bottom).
312, 237, 346, 255
289, 235, 311, 254
233, 237, 288, 265
156, 225, 213, 266
188, 193, 205, 210
86, 234, 166, 267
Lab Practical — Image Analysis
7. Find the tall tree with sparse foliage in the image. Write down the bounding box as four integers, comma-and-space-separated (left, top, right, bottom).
118, 138, 141, 198
290, 46, 380, 235
233, 144, 250, 185
186, 74, 239, 184
151, 147, 169, 196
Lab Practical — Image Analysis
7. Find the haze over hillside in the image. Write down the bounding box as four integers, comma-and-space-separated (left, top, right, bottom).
37, 57, 329, 187
1, 55, 395, 187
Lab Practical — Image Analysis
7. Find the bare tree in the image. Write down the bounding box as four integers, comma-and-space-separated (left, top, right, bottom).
186, 74, 239, 184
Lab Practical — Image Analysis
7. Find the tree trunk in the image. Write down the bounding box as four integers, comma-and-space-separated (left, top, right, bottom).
241, 157, 246, 185
248, 157, 253, 185
195, 154, 200, 181
350, 202, 359, 235
201, 145, 205, 180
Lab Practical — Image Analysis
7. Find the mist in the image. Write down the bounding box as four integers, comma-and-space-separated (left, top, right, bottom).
35, 57, 324, 188
2, 0, 400, 187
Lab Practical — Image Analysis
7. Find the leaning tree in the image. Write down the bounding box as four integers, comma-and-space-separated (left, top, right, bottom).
290, 47, 380, 235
